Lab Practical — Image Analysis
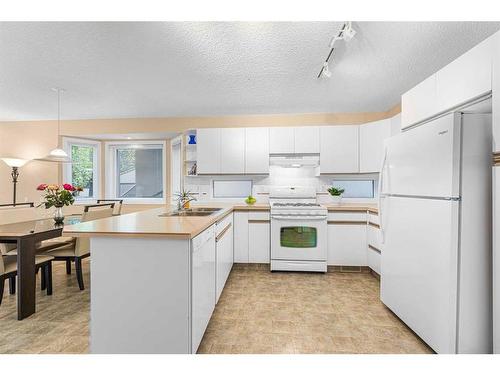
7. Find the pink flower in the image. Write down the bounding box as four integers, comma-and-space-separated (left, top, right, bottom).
37, 184, 48, 191
63, 183, 75, 191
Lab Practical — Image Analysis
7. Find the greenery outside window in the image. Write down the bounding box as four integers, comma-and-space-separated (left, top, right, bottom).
62, 138, 100, 200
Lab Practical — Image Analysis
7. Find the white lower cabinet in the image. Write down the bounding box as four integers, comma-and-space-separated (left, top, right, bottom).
233, 210, 270, 264
191, 225, 216, 354
215, 214, 234, 303
233, 211, 249, 262
327, 220, 367, 266
248, 212, 270, 263
367, 246, 381, 275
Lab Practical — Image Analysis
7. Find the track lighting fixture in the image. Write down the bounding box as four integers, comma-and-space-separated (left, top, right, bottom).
318, 22, 356, 79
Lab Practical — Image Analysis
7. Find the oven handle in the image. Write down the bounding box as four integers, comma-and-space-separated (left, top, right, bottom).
271, 215, 327, 221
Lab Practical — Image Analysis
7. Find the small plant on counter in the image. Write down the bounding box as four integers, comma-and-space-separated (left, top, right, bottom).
327, 186, 345, 196
175, 189, 197, 210
245, 195, 256, 205
327, 186, 345, 205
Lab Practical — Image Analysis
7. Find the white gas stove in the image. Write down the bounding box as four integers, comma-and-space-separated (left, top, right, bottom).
269, 187, 327, 272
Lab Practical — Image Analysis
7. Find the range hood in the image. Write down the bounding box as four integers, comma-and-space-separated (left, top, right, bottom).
269, 154, 320, 168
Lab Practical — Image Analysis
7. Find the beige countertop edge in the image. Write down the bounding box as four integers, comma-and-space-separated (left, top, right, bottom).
325, 205, 378, 214
61, 230, 193, 239
62, 203, 378, 239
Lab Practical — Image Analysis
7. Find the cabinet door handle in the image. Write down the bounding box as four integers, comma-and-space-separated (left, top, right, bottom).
216, 223, 232, 242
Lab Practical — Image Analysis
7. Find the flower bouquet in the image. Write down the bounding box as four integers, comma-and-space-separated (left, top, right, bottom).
37, 183, 83, 223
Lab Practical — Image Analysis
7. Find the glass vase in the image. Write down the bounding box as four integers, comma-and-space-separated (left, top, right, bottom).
54, 205, 65, 224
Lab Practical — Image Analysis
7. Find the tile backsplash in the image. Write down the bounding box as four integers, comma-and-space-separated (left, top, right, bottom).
185, 166, 378, 204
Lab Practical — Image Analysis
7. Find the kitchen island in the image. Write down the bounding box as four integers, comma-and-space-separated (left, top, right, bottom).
63, 204, 262, 353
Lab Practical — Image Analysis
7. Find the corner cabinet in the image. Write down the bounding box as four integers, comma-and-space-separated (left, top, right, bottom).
327, 211, 367, 266
359, 119, 392, 173
232, 210, 270, 264
320, 126, 359, 173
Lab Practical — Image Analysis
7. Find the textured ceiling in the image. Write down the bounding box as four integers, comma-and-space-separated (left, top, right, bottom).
0, 21, 499, 121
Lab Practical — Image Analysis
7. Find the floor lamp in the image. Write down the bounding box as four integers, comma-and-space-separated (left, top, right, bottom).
1, 158, 28, 206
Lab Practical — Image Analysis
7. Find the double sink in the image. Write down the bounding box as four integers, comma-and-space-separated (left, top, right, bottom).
159, 207, 222, 217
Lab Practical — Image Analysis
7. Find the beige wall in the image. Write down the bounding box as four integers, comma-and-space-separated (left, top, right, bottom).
0, 106, 400, 208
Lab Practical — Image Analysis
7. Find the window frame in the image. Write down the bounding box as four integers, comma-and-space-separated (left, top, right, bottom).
105, 140, 167, 204
62, 137, 101, 202
330, 178, 377, 199
212, 179, 253, 199
170, 136, 183, 204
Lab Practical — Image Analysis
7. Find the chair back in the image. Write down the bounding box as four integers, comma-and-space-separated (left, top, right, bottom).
75, 204, 114, 256
0, 255, 5, 275
97, 199, 123, 215
0, 243, 16, 256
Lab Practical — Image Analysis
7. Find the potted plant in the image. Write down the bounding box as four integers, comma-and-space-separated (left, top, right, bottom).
327, 186, 345, 205
36, 183, 82, 224
174, 189, 197, 210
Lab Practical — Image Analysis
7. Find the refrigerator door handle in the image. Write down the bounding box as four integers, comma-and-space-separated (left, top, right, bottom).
378, 147, 388, 244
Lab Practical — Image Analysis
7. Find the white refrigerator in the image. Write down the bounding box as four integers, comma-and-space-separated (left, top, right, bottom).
380, 112, 492, 354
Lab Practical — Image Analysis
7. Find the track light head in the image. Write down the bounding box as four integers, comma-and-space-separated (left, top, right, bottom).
322, 62, 332, 78
342, 22, 356, 42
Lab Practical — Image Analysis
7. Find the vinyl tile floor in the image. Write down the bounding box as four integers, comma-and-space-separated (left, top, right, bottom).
0, 261, 433, 354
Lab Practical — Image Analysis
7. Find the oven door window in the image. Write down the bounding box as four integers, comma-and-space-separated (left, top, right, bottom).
280, 226, 317, 248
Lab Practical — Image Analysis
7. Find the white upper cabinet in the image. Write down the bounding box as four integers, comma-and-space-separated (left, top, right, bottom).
402, 35, 495, 130
390, 113, 401, 136
401, 74, 438, 130
436, 37, 493, 111
269, 127, 295, 154
320, 126, 359, 173
245, 127, 269, 174
359, 119, 392, 173
197, 128, 220, 174
220, 128, 245, 174
294, 126, 320, 153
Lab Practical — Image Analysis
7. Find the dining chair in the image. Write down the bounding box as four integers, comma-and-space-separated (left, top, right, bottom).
0, 254, 54, 306
41, 203, 115, 290
97, 199, 123, 215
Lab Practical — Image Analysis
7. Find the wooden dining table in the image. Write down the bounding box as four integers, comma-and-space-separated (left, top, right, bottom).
0, 216, 81, 320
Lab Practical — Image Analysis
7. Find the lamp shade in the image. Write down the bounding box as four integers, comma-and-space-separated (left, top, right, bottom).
35, 148, 72, 163
1, 158, 28, 168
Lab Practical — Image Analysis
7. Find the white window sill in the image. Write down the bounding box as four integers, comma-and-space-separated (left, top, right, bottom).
109, 198, 166, 205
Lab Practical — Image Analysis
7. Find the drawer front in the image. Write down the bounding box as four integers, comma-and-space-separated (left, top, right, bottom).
248, 211, 270, 222
368, 213, 379, 225
327, 211, 366, 222
367, 246, 381, 275
367, 224, 383, 251
216, 213, 233, 236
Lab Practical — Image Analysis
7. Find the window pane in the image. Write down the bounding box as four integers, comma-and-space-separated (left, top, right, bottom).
280, 227, 317, 248
213, 180, 252, 198
331, 180, 374, 198
116, 147, 163, 198
71, 144, 94, 198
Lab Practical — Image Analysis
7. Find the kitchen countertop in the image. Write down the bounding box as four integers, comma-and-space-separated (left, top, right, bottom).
63, 202, 377, 239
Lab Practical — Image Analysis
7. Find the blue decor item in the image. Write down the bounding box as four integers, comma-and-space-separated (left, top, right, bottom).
188, 135, 196, 145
